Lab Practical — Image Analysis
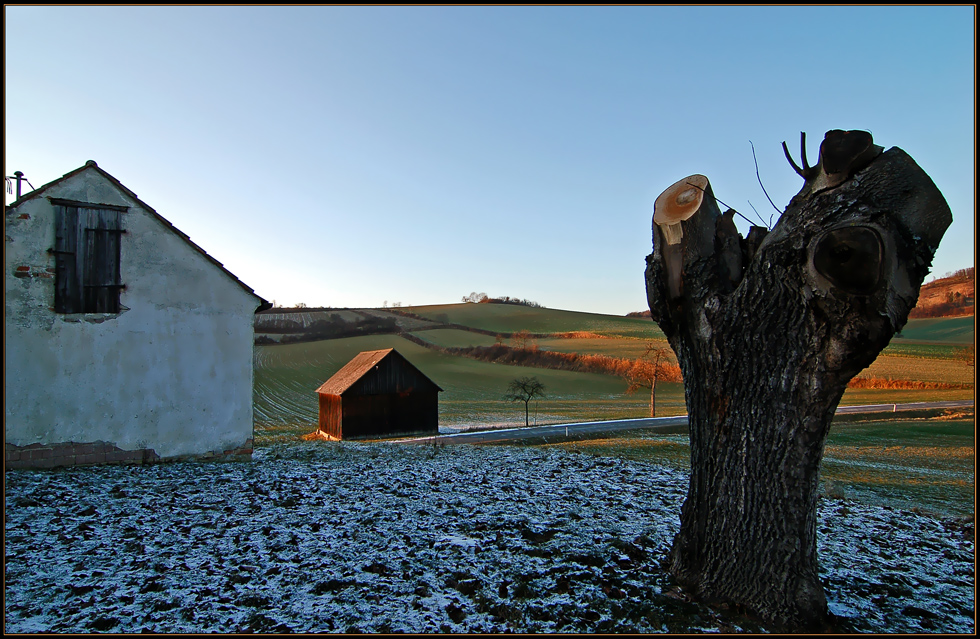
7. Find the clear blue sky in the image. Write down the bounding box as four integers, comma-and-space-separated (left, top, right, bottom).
5, 6, 974, 314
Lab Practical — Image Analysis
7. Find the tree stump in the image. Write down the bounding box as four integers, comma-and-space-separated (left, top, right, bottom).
643, 130, 951, 629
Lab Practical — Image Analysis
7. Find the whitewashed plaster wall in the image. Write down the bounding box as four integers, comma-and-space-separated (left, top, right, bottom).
5, 165, 261, 459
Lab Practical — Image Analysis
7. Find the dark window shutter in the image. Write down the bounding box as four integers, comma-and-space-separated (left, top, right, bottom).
82, 208, 122, 313
54, 205, 81, 313
54, 204, 123, 314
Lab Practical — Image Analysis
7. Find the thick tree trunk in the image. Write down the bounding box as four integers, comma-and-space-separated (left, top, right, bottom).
644, 131, 951, 630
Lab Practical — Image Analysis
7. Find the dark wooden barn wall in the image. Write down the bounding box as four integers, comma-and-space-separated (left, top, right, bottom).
341, 390, 438, 439
318, 394, 343, 439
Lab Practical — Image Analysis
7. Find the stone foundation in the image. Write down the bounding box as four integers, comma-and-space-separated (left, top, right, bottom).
5, 438, 253, 470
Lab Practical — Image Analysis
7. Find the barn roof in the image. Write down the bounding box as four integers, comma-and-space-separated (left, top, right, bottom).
315, 348, 442, 396
5, 161, 271, 312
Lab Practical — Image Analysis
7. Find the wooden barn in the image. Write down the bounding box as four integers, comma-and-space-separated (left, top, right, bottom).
315, 348, 442, 440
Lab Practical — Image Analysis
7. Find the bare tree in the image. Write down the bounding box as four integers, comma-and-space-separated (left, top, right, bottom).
623, 343, 671, 417
644, 130, 951, 630
505, 376, 546, 427
954, 344, 974, 367
511, 329, 535, 351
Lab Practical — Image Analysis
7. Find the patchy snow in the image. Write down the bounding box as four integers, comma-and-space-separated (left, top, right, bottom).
4, 442, 975, 633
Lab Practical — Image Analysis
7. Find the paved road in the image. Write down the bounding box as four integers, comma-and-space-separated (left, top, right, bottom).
396, 400, 975, 445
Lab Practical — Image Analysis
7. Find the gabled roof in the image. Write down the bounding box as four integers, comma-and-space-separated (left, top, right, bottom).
5, 161, 271, 311
315, 348, 443, 396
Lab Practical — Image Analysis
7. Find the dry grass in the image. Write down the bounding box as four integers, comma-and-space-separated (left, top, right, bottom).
442, 344, 684, 383
825, 445, 975, 460
856, 353, 975, 385
932, 410, 974, 421
846, 377, 972, 390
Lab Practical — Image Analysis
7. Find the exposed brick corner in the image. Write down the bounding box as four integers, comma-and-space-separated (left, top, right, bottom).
4, 440, 160, 470
6, 435, 252, 469
219, 438, 254, 459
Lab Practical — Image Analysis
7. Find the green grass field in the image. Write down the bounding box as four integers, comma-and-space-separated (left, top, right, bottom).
254, 332, 689, 444
537, 409, 975, 519
854, 353, 974, 385
255, 304, 973, 438
412, 329, 674, 361
896, 316, 974, 343
253, 304, 974, 516
409, 303, 667, 338
410, 328, 500, 349
879, 341, 964, 359
821, 410, 974, 519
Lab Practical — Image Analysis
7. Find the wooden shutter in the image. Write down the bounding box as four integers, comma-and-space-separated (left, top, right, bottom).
82, 208, 123, 313
54, 203, 124, 313
54, 204, 82, 313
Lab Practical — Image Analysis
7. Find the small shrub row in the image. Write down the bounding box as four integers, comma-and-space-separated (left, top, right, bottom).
461, 292, 541, 307
438, 343, 683, 382
908, 300, 974, 319
846, 377, 972, 390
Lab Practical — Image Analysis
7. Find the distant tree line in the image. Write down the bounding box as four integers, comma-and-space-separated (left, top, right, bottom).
939, 267, 974, 281
435, 340, 683, 382
255, 313, 399, 344
461, 292, 541, 307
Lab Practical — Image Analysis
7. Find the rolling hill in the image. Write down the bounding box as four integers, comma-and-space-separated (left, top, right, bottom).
627, 267, 975, 321
910, 268, 974, 318
253, 302, 974, 443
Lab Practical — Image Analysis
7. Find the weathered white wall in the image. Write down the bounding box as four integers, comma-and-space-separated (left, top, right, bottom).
5, 165, 261, 459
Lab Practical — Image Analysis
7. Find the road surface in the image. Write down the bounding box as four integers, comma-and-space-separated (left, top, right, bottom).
395, 400, 974, 445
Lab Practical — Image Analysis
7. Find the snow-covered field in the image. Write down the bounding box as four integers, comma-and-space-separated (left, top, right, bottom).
4, 442, 975, 633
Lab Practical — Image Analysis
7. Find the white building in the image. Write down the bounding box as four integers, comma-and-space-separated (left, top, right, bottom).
5, 161, 269, 468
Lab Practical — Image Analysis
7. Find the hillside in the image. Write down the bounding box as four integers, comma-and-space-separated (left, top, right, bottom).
256, 304, 668, 343
627, 268, 974, 320
909, 268, 974, 318
252, 303, 974, 443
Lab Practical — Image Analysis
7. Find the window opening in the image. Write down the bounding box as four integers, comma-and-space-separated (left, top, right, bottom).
53, 202, 125, 313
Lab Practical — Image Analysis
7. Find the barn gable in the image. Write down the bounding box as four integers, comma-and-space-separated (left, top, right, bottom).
6, 161, 269, 306
5, 161, 269, 468
316, 348, 443, 397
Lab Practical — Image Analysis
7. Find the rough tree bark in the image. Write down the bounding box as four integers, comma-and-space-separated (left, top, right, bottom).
644, 130, 951, 630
